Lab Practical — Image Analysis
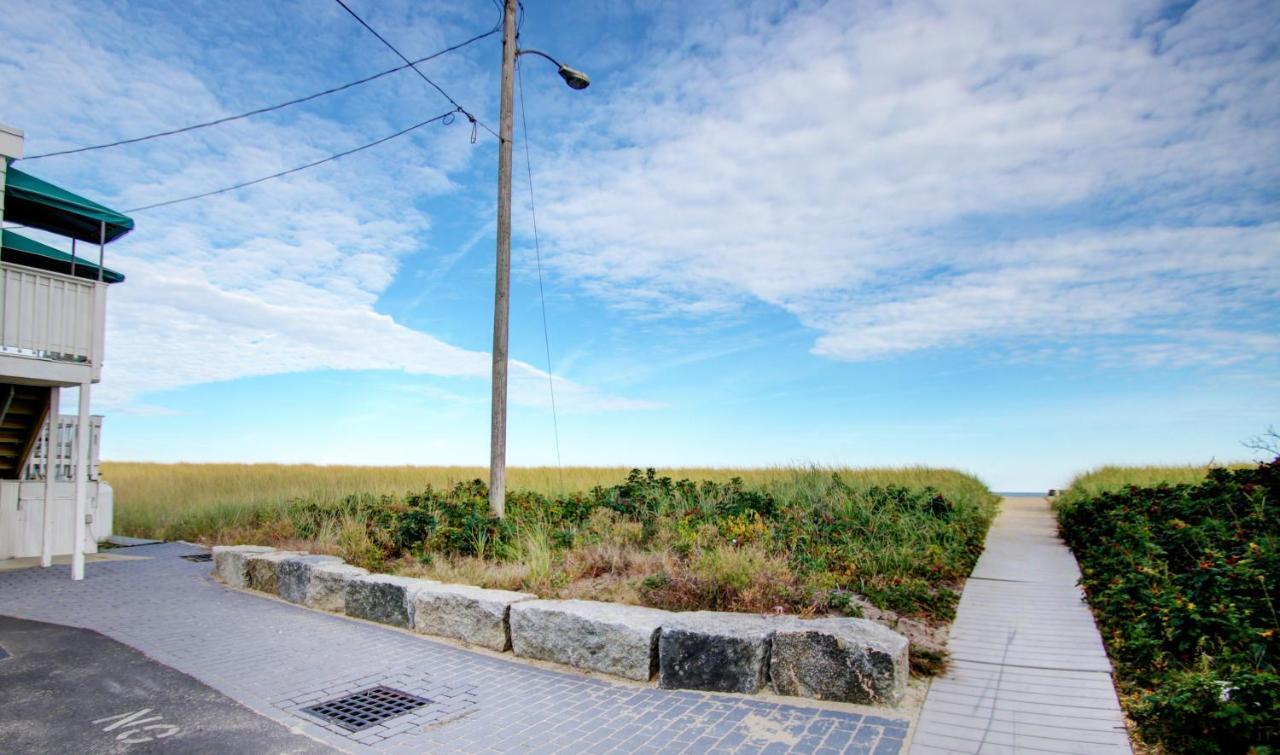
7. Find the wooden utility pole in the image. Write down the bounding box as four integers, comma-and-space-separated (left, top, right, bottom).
489, 0, 518, 518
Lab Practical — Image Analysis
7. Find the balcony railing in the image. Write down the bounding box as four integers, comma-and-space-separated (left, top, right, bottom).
22, 414, 102, 482
0, 261, 106, 366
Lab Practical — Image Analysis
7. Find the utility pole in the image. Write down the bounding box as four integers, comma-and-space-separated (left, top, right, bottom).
489, 0, 518, 518
488, 3, 589, 518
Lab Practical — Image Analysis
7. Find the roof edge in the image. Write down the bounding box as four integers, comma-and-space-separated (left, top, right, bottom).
0, 123, 23, 160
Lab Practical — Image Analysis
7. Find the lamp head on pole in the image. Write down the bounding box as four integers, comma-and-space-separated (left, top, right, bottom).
519, 49, 591, 91
557, 65, 591, 90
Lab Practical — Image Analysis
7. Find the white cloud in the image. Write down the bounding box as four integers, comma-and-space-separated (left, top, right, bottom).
532, 0, 1280, 366
4, 0, 1277, 429
808, 224, 1280, 360
1, 0, 652, 413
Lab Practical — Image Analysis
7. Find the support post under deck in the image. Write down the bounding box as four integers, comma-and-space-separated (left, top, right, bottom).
71, 382, 89, 580
40, 386, 60, 567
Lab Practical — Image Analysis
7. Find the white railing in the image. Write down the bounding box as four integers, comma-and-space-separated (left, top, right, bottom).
0, 261, 106, 365
22, 414, 102, 482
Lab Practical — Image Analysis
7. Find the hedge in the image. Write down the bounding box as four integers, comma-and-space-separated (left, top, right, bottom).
1055, 459, 1279, 753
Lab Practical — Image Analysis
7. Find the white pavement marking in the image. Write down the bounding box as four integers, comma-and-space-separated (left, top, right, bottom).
909, 497, 1132, 755
93, 708, 181, 743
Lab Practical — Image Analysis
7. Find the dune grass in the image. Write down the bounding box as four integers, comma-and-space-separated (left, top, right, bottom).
102, 462, 984, 541
1055, 463, 1252, 511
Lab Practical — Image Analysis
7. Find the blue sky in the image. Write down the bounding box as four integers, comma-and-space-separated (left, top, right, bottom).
1, 0, 1277, 490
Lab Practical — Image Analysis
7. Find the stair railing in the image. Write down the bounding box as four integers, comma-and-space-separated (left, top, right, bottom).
22, 414, 102, 482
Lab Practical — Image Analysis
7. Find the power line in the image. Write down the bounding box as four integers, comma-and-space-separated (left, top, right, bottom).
24, 28, 498, 161
126, 109, 459, 213
332, 0, 499, 141
516, 61, 563, 471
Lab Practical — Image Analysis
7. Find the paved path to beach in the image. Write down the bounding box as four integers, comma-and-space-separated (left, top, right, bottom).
0, 542, 908, 754
909, 497, 1131, 754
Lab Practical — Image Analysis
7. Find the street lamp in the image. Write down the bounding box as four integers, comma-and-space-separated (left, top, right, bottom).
490, 0, 590, 518
518, 49, 591, 90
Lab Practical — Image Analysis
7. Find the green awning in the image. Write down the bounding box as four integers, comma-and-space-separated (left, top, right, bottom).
0, 229, 125, 283
3, 167, 134, 244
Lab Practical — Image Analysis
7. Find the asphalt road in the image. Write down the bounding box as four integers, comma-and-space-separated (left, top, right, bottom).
0, 615, 336, 754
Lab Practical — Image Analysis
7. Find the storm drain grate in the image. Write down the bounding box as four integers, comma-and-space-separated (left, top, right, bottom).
180, 553, 212, 562
302, 686, 431, 732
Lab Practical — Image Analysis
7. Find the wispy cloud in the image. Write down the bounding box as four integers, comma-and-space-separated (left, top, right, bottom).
1, 0, 651, 413
531, 0, 1280, 367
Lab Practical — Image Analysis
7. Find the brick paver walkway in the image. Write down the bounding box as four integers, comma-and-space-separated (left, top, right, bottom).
0, 543, 909, 754
909, 497, 1131, 754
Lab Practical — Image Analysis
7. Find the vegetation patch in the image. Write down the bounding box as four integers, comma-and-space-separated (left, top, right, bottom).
1055, 460, 1279, 754
109, 463, 997, 674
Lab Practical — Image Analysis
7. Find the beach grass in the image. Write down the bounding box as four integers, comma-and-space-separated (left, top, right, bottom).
102, 462, 986, 540
1055, 462, 1252, 510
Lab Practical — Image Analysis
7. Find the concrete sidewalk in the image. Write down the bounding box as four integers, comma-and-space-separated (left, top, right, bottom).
909, 497, 1132, 754
0, 542, 909, 754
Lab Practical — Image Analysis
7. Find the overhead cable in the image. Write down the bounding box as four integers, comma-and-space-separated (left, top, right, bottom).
516, 61, 563, 471
332, 0, 499, 140
24, 27, 498, 161
127, 109, 459, 213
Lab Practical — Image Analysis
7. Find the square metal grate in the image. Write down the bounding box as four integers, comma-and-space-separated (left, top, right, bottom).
181, 553, 213, 562
302, 686, 431, 732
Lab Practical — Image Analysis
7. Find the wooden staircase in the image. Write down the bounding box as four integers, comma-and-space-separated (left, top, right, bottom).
0, 382, 50, 480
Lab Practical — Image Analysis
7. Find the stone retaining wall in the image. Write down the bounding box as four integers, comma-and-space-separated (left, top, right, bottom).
771, 617, 909, 705
414, 583, 535, 651
345, 574, 434, 628
510, 599, 667, 681
304, 563, 368, 612
210, 545, 909, 706
244, 551, 303, 594
211, 545, 273, 588
276, 555, 343, 605
658, 611, 783, 694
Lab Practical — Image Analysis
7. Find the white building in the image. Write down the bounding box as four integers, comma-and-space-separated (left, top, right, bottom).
0, 123, 128, 579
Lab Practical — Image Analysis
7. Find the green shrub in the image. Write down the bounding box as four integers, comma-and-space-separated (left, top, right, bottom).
1056, 459, 1280, 753
182, 466, 998, 654
393, 507, 435, 554
1130, 665, 1280, 755
598, 468, 778, 521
